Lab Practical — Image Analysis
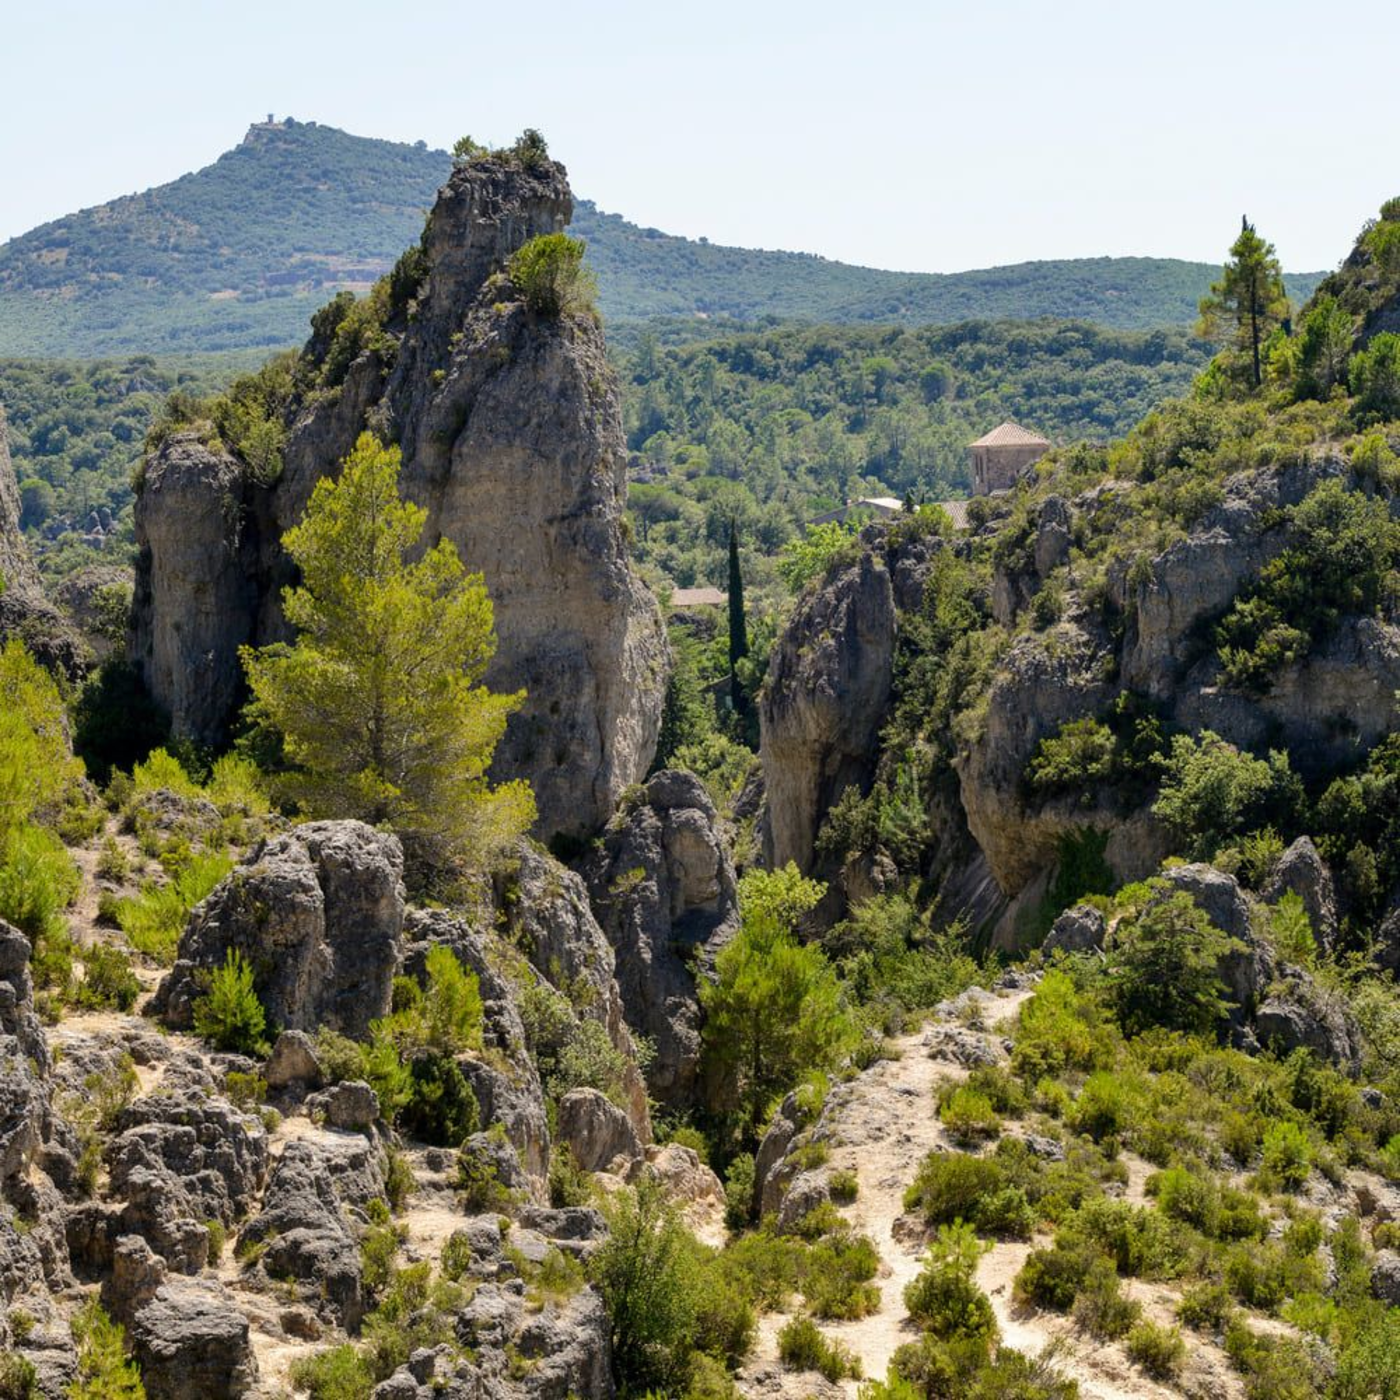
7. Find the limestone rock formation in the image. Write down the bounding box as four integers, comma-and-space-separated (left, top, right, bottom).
128, 434, 255, 746
556, 1088, 641, 1172
583, 770, 739, 1107
153, 820, 406, 1039
131, 154, 666, 838
760, 550, 897, 872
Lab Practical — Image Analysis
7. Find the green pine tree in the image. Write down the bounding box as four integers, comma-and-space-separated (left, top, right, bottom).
241, 433, 534, 868
1198, 216, 1290, 389
727, 520, 748, 717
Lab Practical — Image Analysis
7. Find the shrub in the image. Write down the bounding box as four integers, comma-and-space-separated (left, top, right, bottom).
0, 821, 80, 953
828, 1168, 859, 1203
1071, 1256, 1140, 1339
396, 1049, 479, 1147
590, 1178, 701, 1395
1065, 1071, 1139, 1142
1104, 889, 1240, 1035
804, 1231, 880, 1320
115, 850, 232, 963
723, 1152, 755, 1230
0, 1354, 37, 1400
192, 949, 269, 1056
904, 1150, 1003, 1225
1261, 1119, 1312, 1189
1014, 1236, 1104, 1311
690, 1252, 755, 1368
1011, 970, 1114, 1079
69, 1298, 145, 1400
1177, 1279, 1235, 1331
508, 234, 596, 318
75, 943, 140, 1011
776, 1316, 860, 1382
455, 1138, 515, 1213
1152, 731, 1297, 857
1125, 1320, 1185, 1379
716, 1228, 806, 1310
939, 1086, 1001, 1143
548, 1142, 592, 1207
903, 1222, 996, 1343
289, 1345, 373, 1400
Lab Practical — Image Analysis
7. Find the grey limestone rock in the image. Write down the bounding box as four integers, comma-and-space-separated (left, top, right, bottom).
583, 770, 739, 1107
556, 1089, 641, 1173
153, 819, 405, 1039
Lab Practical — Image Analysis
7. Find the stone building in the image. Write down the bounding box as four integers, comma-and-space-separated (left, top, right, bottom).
970, 421, 1050, 494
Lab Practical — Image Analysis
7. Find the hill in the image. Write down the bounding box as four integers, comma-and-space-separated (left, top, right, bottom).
0, 120, 1323, 356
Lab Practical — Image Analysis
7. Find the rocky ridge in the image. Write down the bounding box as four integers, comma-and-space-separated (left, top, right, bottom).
130, 154, 666, 842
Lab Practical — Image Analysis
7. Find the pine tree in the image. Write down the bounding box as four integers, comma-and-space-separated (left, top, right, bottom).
241, 433, 534, 867
1198, 216, 1290, 389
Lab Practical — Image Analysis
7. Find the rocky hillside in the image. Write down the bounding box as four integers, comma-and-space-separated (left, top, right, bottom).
0, 121, 1325, 356
128, 150, 667, 844
757, 195, 1400, 956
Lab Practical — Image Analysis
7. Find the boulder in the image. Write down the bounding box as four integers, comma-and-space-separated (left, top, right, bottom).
153, 820, 405, 1039
1255, 983, 1363, 1073
775, 1172, 831, 1235
1371, 1250, 1400, 1306
305, 1080, 380, 1132
761, 550, 896, 873
1042, 903, 1106, 956
1158, 863, 1273, 1015
1263, 836, 1337, 951
237, 1134, 386, 1327
583, 770, 739, 1107
557, 1089, 642, 1173
506, 846, 649, 1142
127, 1277, 258, 1400
265, 1030, 323, 1090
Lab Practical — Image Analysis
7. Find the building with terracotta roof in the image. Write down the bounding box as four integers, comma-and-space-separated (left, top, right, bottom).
969, 422, 1051, 495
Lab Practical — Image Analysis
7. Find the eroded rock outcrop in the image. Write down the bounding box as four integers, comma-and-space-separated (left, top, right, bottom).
760, 550, 896, 873
131, 155, 665, 838
583, 770, 739, 1108
152, 820, 406, 1038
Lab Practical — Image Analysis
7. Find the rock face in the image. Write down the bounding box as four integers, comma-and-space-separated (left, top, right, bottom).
583, 771, 739, 1108
556, 1088, 641, 1172
760, 550, 897, 872
131, 155, 666, 838
152, 820, 406, 1038
128, 434, 256, 746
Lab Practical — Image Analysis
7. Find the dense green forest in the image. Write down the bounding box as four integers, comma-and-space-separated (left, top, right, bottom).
0, 121, 1323, 355
618, 318, 1208, 589
2, 319, 1205, 590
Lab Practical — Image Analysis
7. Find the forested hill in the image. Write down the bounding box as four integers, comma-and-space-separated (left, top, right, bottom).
0, 120, 1323, 356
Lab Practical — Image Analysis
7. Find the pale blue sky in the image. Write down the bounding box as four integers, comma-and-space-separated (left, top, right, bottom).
4, 0, 1396, 274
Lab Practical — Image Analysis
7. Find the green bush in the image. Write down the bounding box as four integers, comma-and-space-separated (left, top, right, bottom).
1013, 1236, 1104, 1311
1261, 1119, 1312, 1189
115, 850, 232, 963
903, 1222, 996, 1343
1176, 1279, 1235, 1331
396, 1050, 479, 1147
939, 1085, 1001, 1143
776, 1316, 860, 1382
828, 1168, 859, 1204
804, 1231, 880, 1320
723, 1152, 756, 1230
508, 234, 595, 318
549, 1142, 592, 1207
289, 1344, 373, 1400
75, 942, 141, 1011
1125, 1319, 1185, 1380
590, 1178, 702, 1395
192, 949, 269, 1056
1070, 1256, 1140, 1339
1104, 889, 1240, 1035
0, 1354, 37, 1400
68, 1298, 145, 1400
455, 1137, 515, 1213
904, 1150, 1003, 1225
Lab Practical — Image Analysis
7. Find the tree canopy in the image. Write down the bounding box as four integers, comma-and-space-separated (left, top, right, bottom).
1198, 217, 1290, 388
240, 432, 534, 867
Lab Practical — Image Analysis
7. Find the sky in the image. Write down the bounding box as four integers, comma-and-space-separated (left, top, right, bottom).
3, 0, 1397, 275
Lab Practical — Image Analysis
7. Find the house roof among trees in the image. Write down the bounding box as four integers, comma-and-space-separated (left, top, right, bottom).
970, 421, 1051, 449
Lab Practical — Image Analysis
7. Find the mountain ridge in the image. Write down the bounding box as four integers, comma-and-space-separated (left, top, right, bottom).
0, 120, 1324, 356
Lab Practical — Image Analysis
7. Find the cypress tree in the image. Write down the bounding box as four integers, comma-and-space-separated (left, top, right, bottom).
727, 521, 748, 715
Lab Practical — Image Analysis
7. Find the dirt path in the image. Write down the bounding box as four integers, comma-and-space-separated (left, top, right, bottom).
742, 985, 1034, 1397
